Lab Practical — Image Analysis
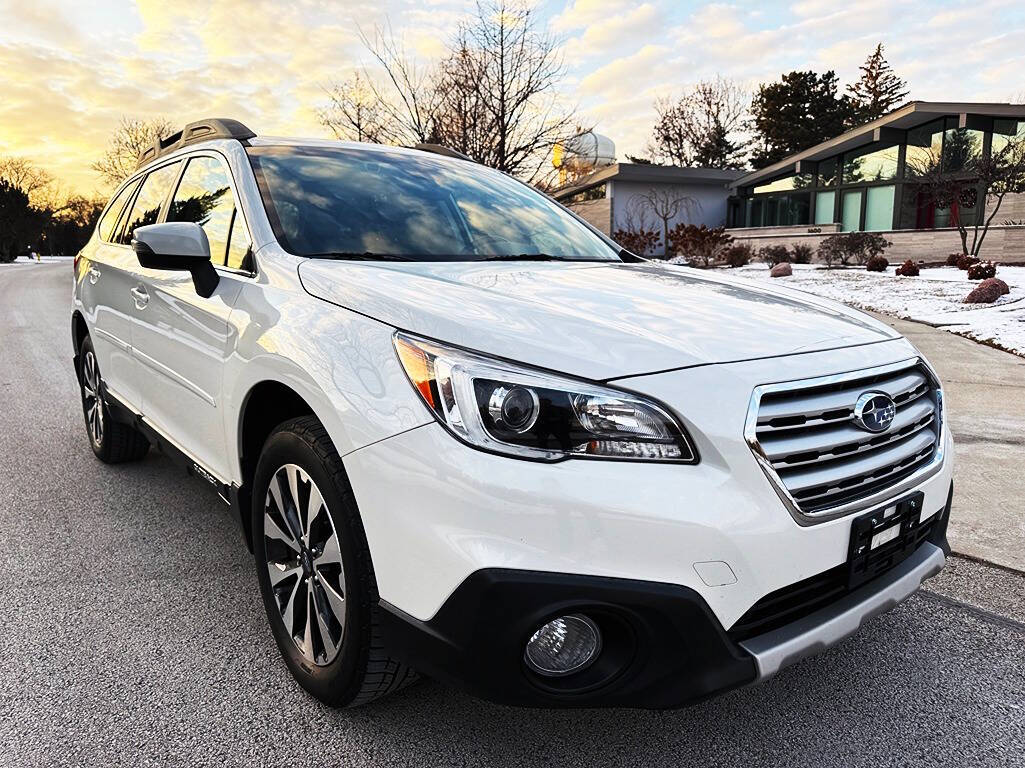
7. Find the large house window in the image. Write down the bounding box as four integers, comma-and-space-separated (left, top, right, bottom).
942, 125, 984, 174
844, 143, 899, 183
864, 185, 895, 231
562, 183, 606, 204
992, 119, 1025, 164
841, 190, 862, 231
817, 157, 839, 187
905, 119, 944, 176
814, 190, 835, 225
752, 173, 813, 194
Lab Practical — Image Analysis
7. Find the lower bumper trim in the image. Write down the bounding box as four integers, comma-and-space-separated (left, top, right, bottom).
739, 541, 945, 679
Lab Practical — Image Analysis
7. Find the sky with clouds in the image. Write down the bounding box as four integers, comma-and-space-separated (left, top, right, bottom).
1, 0, 1023, 197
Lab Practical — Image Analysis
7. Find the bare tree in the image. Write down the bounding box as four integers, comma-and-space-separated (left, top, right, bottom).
635, 188, 699, 258
92, 116, 176, 187
0, 156, 53, 201
351, 23, 447, 146
324, 1, 577, 183
319, 71, 391, 143
650, 77, 749, 169
910, 128, 1025, 257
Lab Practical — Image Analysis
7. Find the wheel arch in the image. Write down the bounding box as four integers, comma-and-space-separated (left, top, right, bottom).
235, 379, 319, 550
71, 310, 89, 376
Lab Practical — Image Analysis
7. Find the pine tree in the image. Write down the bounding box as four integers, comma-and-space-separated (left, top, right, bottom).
847, 43, 910, 124
749, 70, 856, 168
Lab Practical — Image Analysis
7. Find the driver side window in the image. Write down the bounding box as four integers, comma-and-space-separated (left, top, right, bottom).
168, 155, 250, 269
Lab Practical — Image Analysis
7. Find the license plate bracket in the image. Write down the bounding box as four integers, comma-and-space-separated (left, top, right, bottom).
846, 491, 926, 590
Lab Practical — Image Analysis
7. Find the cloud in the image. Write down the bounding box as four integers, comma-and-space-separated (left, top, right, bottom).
1, 0, 1023, 192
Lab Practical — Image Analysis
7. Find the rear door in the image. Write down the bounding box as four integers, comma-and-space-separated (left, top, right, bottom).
130, 153, 249, 480
81, 176, 144, 409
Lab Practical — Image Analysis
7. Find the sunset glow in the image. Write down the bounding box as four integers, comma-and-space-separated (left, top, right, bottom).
1, 0, 1022, 197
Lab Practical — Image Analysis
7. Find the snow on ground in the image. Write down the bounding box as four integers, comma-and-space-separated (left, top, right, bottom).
727, 262, 1025, 357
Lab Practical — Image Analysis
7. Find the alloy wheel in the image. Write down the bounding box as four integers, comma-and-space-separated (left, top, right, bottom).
82, 350, 104, 447
263, 464, 346, 666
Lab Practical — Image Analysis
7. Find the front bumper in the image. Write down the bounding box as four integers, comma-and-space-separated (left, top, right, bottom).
378, 490, 950, 708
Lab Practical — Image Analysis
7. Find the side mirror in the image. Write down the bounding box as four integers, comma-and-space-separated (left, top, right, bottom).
132, 222, 219, 298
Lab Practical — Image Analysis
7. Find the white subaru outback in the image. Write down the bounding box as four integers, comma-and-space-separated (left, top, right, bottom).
72, 119, 953, 709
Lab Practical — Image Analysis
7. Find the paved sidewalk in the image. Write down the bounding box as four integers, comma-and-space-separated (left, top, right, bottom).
872, 313, 1025, 572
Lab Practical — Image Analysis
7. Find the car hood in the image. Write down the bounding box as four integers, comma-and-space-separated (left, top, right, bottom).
298, 260, 900, 381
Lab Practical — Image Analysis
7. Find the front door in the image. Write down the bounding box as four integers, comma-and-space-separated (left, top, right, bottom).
130, 153, 250, 481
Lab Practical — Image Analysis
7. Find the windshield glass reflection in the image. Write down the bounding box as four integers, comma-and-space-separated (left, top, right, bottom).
248, 145, 620, 262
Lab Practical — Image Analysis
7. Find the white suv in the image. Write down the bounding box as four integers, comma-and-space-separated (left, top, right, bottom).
72, 119, 954, 708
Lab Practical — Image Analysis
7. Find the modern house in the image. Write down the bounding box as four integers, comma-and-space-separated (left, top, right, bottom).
726, 102, 1025, 262
553, 163, 744, 237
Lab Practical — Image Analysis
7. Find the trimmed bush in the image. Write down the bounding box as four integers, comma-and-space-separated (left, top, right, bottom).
790, 244, 814, 264
895, 259, 920, 276
865, 255, 889, 272
667, 224, 733, 266
945, 253, 963, 266
759, 244, 790, 266
956, 254, 981, 270
817, 232, 891, 267
613, 228, 660, 257
723, 243, 753, 268
967, 261, 997, 280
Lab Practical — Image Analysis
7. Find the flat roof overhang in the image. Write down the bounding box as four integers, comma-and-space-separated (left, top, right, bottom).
553, 163, 744, 200
731, 101, 1025, 190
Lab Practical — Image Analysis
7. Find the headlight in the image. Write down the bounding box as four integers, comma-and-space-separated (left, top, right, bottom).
393, 332, 697, 463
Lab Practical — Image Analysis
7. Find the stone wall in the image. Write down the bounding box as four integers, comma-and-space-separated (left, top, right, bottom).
726, 193, 1025, 264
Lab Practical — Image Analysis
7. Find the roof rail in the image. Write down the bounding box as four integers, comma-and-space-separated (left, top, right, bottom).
137, 118, 257, 169
413, 143, 473, 162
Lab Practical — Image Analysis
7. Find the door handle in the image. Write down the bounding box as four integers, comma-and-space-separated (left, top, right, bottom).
130, 286, 149, 309
88, 268, 101, 284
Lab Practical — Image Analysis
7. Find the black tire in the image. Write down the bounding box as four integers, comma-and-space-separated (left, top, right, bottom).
252, 415, 417, 707
78, 336, 149, 464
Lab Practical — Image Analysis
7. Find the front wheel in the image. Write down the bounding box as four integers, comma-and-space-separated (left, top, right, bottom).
252, 416, 416, 706
78, 336, 149, 463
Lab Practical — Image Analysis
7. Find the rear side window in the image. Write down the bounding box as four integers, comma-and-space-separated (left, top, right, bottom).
97, 179, 140, 243
116, 161, 182, 245
168, 156, 241, 266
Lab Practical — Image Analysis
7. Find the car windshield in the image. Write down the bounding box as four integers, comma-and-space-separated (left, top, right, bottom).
247, 145, 621, 262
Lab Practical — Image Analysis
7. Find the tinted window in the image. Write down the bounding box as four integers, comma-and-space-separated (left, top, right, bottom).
118, 162, 182, 244
247, 146, 619, 261
98, 179, 140, 243
168, 156, 237, 265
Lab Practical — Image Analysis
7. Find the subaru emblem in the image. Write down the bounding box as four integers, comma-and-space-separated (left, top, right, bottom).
853, 392, 897, 433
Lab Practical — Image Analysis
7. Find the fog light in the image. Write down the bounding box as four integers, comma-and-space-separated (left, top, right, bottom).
524, 614, 601, 677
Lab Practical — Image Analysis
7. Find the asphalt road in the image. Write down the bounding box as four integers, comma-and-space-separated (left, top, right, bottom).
1, 261, 1023, 768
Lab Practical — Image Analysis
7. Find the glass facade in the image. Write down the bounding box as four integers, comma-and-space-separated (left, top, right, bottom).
814, 190, 835, 225
733, 112, 1023, 233
844, 143, 899, 183
841, 191, 862, 231
864, 185, 895, 231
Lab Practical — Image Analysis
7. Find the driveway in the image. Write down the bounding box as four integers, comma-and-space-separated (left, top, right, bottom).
871, 313, 1025, 572
1, 263, 1023, 767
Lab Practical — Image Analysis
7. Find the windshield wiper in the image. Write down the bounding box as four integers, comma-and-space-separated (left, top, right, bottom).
482, 253, 562, 261
308, 251, 412, 262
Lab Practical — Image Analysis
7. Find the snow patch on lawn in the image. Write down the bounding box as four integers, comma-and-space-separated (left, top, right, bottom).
728, 263, 1025, 357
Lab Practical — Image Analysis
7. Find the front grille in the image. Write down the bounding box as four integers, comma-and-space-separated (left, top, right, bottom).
728, 514, 939, 642
749, 360, 941, 516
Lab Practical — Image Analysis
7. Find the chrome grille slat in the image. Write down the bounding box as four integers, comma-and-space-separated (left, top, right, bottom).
777, 428, 937, 494
756, 370, 926, 425
792, 448, 935, 507
747, 358, 943, 521
762, 399, 936, 468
